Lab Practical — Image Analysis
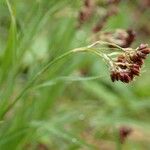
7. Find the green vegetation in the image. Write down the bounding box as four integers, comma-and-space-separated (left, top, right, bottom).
0, 0, 150, 149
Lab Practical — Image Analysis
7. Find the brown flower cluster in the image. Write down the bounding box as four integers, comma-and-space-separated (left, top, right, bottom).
93, 29, 136, 48
92, 6, 118, 33
78, 0, 95, 26
138, 0, 150, 10
78, 0, 120, 29
119, 126, 132, 144
122, 29, 136, 48
92, 0, 120, 33
110, 44, 150, 83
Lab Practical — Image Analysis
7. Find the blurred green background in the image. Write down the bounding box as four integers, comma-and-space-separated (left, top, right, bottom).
0, 0, 150, 149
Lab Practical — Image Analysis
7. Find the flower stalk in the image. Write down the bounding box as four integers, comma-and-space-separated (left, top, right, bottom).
0, 41, 150, 120
0, 42, 107, 120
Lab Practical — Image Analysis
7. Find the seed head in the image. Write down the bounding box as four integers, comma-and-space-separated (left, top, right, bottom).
119, 126, 132, 144
94, 29, 136, 48
110, 43, 150, 83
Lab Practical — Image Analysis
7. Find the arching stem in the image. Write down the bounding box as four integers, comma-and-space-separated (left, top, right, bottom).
0, 45, 111, 120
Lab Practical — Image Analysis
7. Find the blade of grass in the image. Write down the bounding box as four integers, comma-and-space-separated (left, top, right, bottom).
34, 75, 105, 89
0, 0, 17, 83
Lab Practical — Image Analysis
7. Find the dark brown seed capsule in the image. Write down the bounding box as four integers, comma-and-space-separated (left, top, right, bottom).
129, 72, 134, 80
116, 72, 120, 81
130, 54, 141, 62
124, 29, 136, 48
119, 73, 125, 82
140, 48, 150, 54
135, 59, 144, 66
131, 68, 140, 76
119, 126, 132, 144
137, 51, 147, 59
124, 74, 131, 83
110, 71, 116, 82
132, 64, 140, 69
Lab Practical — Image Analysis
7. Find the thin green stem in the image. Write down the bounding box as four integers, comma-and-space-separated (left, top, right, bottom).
88, 41, 125, 51
0, 46, 108, 120
108, 52, 124, 57
0, 50, 75, 120
0, 41, 121, 120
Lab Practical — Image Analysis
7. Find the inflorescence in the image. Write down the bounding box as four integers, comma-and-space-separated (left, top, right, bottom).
75, 41, 150, 84
110, 44, 150, 83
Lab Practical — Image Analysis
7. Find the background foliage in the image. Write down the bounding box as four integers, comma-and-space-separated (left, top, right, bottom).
0, 0, 150, 149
